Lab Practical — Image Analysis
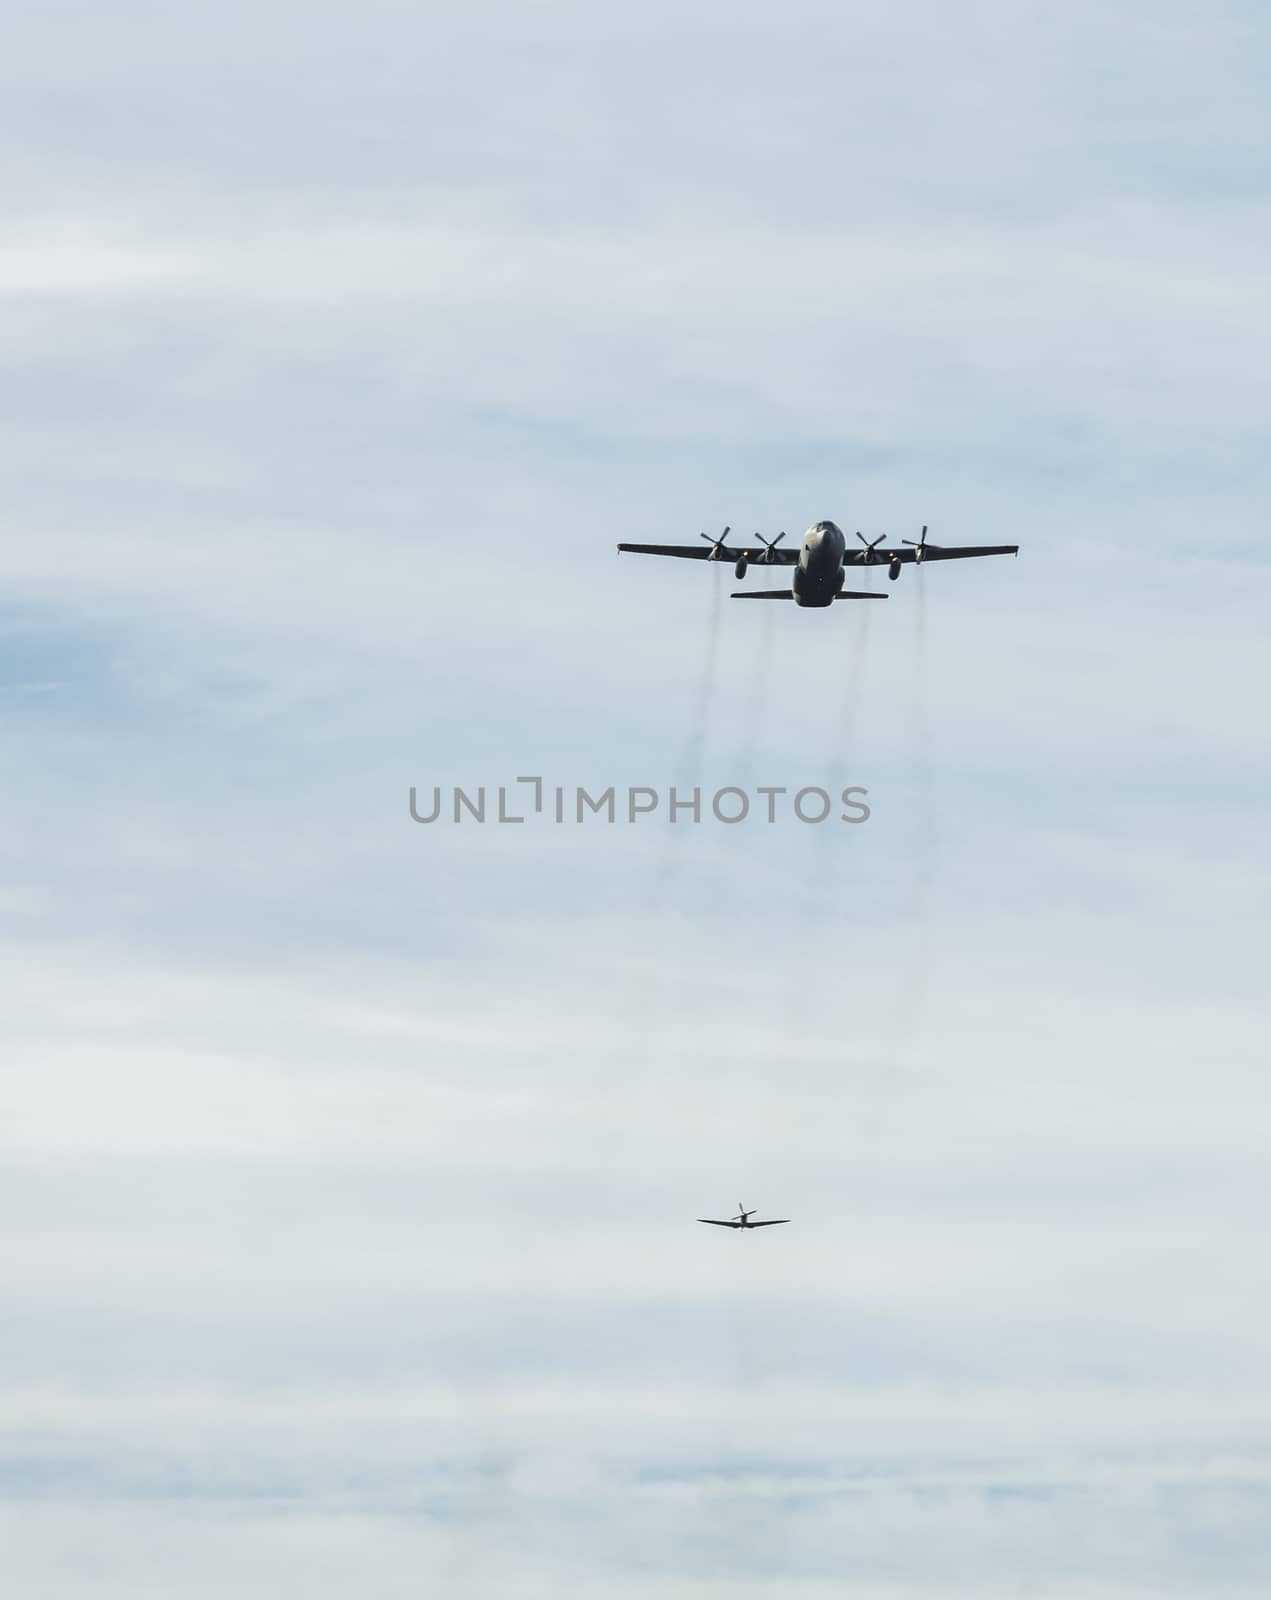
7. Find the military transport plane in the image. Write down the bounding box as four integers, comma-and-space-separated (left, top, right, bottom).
698, 1205, 790, 1231
618, 521, 1018, 608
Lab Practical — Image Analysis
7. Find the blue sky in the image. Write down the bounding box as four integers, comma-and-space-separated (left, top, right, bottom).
3, 2, 1271, 1594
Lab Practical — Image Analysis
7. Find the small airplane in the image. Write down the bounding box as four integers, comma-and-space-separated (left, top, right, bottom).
698, 1204, 790, 1231
618, 520, 1018, 608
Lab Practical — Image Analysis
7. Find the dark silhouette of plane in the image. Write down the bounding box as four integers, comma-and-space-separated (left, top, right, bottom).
619, 521, 1018, 607
697, 1204, 790, 1230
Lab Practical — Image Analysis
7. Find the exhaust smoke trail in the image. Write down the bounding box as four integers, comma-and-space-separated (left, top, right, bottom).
635, 564, 726, 919
800, 568, 876, 931
777, 569, 935, 1241
749, 572, 880, 1223
674, 563, 726, 793
857, 563, 938, 1147
605, 567, 729, 1159
733, 601, 776, 784
833, 575, 877, 769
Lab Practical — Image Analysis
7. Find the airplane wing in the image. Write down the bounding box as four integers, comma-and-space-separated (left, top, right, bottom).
848, 543, 1018, 567
749, 1219, 790, 1226
697, 1218, 744, 1228
619, 542, 799, 565
731, 589, 888, 601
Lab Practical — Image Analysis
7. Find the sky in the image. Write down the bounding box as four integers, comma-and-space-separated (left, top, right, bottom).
3, 1, 1271, 1593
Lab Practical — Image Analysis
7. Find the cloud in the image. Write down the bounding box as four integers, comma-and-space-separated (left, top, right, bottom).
3, 0, 1271, 1593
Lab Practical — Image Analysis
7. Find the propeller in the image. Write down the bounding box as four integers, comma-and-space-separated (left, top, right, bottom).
854, 530, 887, 563
755, 531, 786, 564
901, 524, 941, 564
699, 525, 731, 560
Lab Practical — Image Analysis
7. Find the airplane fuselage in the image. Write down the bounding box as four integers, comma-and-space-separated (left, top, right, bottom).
792, 520, 849, 607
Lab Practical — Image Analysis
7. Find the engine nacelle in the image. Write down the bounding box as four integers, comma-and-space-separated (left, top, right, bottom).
734, 555, 749, 580
888, 557, 902, 581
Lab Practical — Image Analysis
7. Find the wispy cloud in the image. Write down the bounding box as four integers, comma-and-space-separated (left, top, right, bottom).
3, 0, 1271, 1593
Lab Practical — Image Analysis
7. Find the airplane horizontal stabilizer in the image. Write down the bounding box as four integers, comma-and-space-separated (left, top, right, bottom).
833, 590, 889, 601
730, 589, 793, 600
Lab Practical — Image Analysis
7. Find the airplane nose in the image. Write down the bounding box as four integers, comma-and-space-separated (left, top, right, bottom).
806, 522, 842, 552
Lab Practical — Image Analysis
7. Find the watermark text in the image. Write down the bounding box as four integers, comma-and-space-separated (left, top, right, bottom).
409, 777, 871, 826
